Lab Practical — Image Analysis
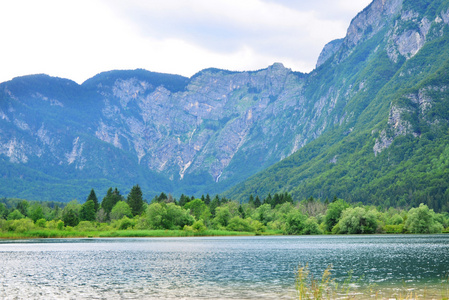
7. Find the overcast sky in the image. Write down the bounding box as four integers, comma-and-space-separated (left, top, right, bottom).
0, 0, 372, 84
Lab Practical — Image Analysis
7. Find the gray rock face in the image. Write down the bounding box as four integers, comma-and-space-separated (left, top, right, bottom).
345, 0, 403, 48
316, 39, 343, 68
93, 63, 309, 183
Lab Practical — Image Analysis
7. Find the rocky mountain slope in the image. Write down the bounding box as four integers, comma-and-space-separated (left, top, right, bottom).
226, 0, 449, 211
1, 0, 449, 209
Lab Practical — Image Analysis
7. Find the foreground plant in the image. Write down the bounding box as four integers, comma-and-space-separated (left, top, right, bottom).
296, 264, 334, 300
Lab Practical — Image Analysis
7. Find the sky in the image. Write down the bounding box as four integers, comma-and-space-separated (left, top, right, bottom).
0, 0, 372, 84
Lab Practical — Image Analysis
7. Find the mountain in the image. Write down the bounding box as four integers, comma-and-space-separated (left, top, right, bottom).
226, 0, 449, 212
0, 65, 312, 201
1, 0, 449, 211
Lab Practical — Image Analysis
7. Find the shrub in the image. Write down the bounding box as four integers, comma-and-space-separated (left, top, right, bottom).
226, 216, 253, 232
76, 221, 97, 231
302, 217, 324, 235
192, 220, 207, 232
11, 219, 35, 233
35, 218, 47, 228
57, 220, 64, 230
118, 217, 135, 230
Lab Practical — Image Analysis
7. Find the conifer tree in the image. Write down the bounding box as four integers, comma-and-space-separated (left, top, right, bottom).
127, 184, 144, 216
205, 194, 211, 205
101, 187, 122, 214
87, 188, 99, 212
248, 194, 255, 207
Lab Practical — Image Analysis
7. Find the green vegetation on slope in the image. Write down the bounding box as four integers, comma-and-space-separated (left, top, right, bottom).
226, 7, 449, 213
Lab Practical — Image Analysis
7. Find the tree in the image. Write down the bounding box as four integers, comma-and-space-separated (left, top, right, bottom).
96, 208, 108, 223
16, 200, 29, 216
205, 194, 211, 205
28, 203, 44, 222
7, 209, 25, 220
127, 184, 144, 216
110, 201, 133, 221
254, 196, 262, 208
302, 217, 323, 235
248, 195, 255, 207
405, 203, 443, 234
209, 196, 221, 217
62, 200, 81, 227
227, 216, 254, 232
62, 208, 80, 227
184, 199, 209, 221
213, 206, 231, 228
178, 194, 191, 206
87, 189, 99, 212
286, 209, 306, 235
324, 199, 350, 232
0, 203, 7, 219
101, 187, 122, 214
337, 207, 378, 234
80, 200, 96, 221
146, 203, 194, 230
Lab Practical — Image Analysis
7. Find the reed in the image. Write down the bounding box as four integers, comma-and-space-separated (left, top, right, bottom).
295, 265, 449, 300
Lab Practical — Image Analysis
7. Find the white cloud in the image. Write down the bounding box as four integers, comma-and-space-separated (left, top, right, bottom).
0, 0, 372, 84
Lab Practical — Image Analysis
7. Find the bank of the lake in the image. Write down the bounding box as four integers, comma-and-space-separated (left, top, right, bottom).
0, 229, 263, 239
0, 235, 448, 299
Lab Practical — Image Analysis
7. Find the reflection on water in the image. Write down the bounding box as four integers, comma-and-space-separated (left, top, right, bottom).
0, 235, 448, 299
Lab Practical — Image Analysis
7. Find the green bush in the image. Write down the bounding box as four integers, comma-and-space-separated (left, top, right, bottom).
302, 217, 323, 235
337, 207, 378, 234
35, 218, 47, 228
383, 224, 404, 234
405, 203, 443, 233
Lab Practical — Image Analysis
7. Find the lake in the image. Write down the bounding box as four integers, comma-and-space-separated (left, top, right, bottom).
0, 235, 448, 299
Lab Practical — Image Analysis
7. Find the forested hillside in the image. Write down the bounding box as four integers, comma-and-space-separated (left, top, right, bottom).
226, 0, 449, 212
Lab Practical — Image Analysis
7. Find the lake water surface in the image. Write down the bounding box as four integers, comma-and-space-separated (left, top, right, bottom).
0, 235, 448, 299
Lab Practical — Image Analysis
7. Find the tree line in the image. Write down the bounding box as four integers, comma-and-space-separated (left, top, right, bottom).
0, 186, 448, 235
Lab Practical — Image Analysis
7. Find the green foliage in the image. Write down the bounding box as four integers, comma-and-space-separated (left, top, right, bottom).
302, 217, 324, 235
80, 200, 96, 221
127, 184, 144, 216
336, 207, 379, 234
16, 200, 29, 216
7, 209, 25, 220
35, 218, 46, 228
405, 203, 444, 233
191, 219, 207, 232
226, 216, 253, 232
213, 206, 231, 228
286, 209, 307, 235
110, 201, 132, 221
57, 220, 64, 230
145, 202, 194, 230
324, 199, 350, 232
184, 199, 210, 221
115, 216, 135, 230
101, 188, 123, 214
87, 189, 99, 212
62, 200, 81, 227
27, 203, 44, 222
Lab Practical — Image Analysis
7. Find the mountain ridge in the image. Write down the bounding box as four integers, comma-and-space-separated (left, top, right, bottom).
1, 0, 449, 212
